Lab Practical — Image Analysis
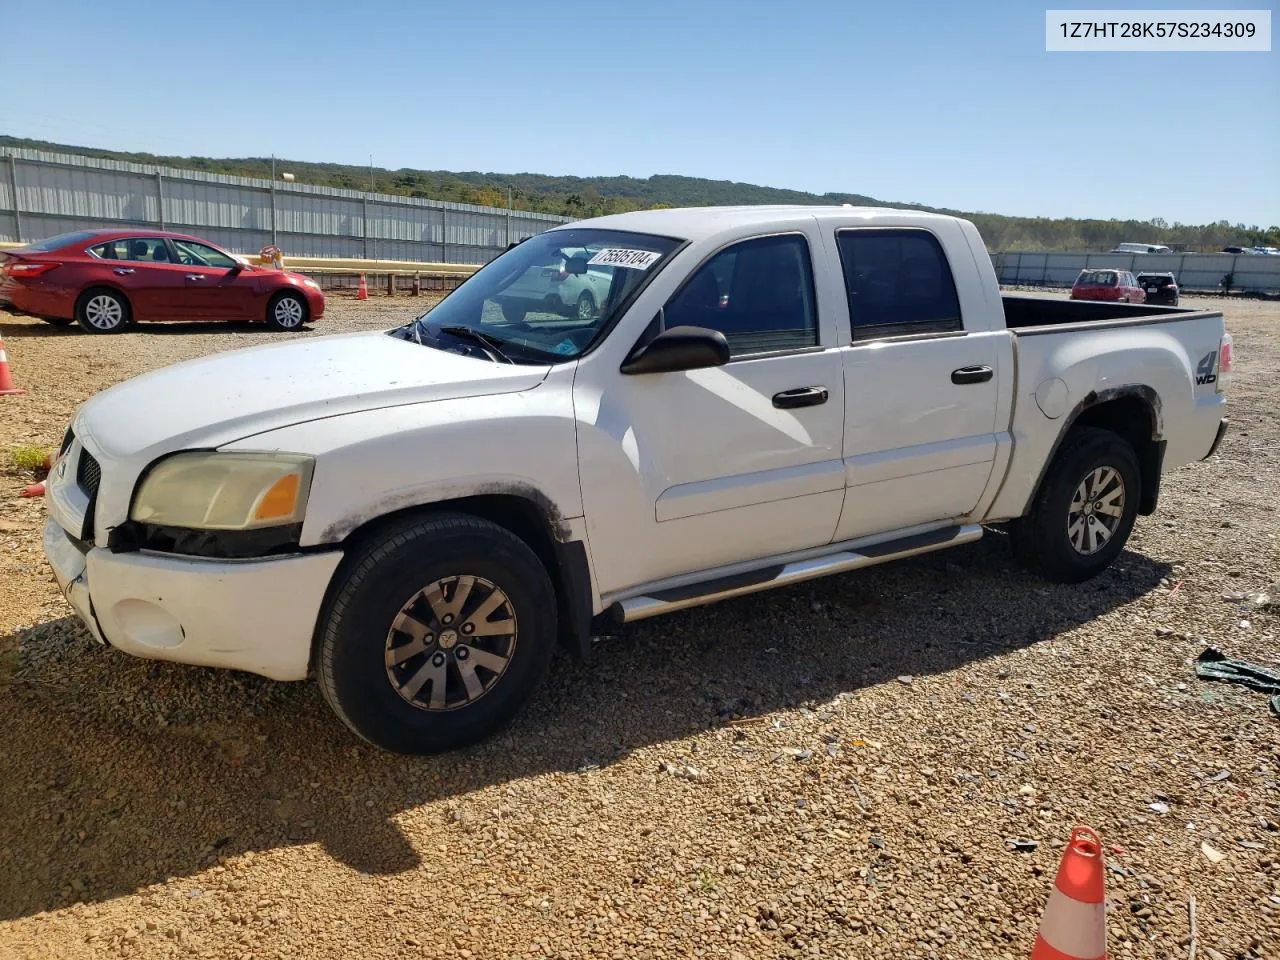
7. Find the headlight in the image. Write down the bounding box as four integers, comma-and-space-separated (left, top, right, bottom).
302, 278, 321, 290
131, 452, 314, 531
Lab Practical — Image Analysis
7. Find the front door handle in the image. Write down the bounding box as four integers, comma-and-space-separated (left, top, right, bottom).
113, 268, 134, 275
186, 274, 206, 281
951, 365, 993, 385
772, 386, 829, 409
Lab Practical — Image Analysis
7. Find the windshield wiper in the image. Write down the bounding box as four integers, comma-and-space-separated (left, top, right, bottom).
437, 325, 516, 364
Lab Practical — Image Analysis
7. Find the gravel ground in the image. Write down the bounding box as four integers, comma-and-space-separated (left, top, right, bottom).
1, 294, 1276, 960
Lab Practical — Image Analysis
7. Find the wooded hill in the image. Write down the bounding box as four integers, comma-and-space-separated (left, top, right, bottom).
4, 135, 1275, 252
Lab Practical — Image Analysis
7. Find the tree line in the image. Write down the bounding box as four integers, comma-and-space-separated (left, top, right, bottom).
4, 136, 1275, 252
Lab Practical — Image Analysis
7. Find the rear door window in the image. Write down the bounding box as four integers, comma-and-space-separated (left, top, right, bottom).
835, 229, 962, 339
90, 237, 173, 263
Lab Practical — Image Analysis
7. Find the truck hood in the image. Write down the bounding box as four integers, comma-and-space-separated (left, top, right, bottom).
75, 331, 551, 461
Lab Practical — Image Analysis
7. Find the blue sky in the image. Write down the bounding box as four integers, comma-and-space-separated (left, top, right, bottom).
3, 0, 1276, 225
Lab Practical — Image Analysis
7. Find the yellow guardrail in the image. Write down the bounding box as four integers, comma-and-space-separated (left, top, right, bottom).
279, 257, 480, 277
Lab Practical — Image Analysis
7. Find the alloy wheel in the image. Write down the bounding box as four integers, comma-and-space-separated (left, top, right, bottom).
384, 576, 518, 711
1067, 466, 1125, 555
84, 295, 124, 330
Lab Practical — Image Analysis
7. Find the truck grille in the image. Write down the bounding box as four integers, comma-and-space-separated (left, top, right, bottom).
77, 449, 102, 497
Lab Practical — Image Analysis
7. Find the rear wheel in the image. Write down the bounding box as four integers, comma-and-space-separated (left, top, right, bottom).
316, 513, 558, 754
1010, 426, 1140, 583
76, 288, 130, 333
575, 291, 597, 320
267, 292, 307, 331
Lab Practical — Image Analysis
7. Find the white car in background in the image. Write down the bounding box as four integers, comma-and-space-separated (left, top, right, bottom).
494, 246, 613, 322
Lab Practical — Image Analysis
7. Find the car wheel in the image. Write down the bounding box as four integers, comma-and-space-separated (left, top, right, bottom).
1009, 426, 1140, 583
575, 291, 596, 321
316, 512, 558, 754
501, 302, 527, 324
267, 292, 308, 331
76, 288, 130, 333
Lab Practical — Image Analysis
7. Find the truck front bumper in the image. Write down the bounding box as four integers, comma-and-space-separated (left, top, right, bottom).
43, 518, 343, 681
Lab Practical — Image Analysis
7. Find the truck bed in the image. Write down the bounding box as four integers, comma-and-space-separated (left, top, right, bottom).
1001, 294, 1216, 332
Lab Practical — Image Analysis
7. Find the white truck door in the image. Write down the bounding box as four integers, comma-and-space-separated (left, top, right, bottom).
830, 225, 1003, 541
573, 226, 847, 598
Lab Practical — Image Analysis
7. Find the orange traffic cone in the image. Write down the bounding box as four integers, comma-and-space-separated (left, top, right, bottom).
21, 480, 45, 498
0, 334, 25, 397
357, 273, 369, 301
1031, 826, 1108, 960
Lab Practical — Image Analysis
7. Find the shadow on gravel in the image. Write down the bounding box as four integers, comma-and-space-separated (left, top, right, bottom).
0, 535, 1170, 920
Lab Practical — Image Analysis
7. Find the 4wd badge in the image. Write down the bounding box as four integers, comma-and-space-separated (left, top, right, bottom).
1195, 351, 1218, 386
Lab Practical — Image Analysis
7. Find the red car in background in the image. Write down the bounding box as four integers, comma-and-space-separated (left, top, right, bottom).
0, 229, 324, 333
1069, 268, 1146, 304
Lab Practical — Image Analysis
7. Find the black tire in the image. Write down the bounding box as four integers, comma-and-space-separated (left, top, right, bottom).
39, 316, 75, 327
317, 512, 558, 754
500, 301, 527, 324
75, 288, 130, 333
575, 291, 596, 321
266, 292, 308, 331
1009, 426, 1141, 583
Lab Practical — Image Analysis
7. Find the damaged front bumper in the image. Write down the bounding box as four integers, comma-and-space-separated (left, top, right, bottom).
43, 517, 343, 681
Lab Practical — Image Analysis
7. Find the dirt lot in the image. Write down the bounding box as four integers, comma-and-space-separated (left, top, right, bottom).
1, 295, 1277, 960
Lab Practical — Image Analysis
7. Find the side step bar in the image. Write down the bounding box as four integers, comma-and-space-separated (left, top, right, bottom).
611, 524, 984, 624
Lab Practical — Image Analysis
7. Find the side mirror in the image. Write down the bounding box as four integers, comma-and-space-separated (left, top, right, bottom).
620, 325, 730, 375
228, 260, 245, 274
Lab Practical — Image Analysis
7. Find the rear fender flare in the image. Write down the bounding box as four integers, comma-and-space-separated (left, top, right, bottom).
1020, 385, 1164, 517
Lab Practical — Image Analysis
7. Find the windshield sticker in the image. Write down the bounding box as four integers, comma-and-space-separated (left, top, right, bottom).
587, 248, 662, 270
553, 338, 577, 356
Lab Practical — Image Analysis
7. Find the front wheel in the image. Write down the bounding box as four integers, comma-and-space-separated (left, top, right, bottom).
267, 292, 308, 331
575, 291, 597, 320
1009, 426, 1140, 583
316, 513, 558, 754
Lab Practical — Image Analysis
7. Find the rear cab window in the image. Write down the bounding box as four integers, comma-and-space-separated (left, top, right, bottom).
835, 229, 962, 340
663, 233, 819, 358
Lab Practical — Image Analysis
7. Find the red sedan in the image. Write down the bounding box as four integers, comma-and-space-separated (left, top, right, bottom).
1069, 268, 1146, 304
0, 229, 325, 333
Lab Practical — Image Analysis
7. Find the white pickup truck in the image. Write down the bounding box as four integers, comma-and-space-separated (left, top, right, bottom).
42, 206, 1232, 754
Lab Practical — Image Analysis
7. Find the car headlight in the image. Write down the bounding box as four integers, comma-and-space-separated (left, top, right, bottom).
302, 278, 321, 291
131, 452, 314, 531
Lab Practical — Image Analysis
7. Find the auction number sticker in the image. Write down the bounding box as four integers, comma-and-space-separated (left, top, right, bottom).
588, 248, 662, 270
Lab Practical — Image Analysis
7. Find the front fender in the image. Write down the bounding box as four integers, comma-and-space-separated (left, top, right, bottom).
219, 370, 583, 548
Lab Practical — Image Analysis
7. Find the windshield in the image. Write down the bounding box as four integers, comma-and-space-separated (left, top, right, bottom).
401, 228, 681, 363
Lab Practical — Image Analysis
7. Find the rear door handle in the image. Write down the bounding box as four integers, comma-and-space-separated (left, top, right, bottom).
951, 365, 993, 385
113, 268, 134, 275
772, 386, 829, 409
